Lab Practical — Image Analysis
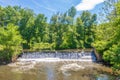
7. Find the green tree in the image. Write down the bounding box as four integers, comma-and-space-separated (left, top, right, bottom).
80, 11, 97, 47
0, 6, 6, 27
19, 8, 35, 49
93, 1, 120, 70
34, 14, 49, 43
0, 24, 23, 61
60, 25, 78, 49
76, 17, 84, 48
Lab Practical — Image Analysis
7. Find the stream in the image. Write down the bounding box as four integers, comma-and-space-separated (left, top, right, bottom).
0, 51, 119, 80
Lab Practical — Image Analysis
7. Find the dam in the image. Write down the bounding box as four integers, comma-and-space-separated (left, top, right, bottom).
18, 50, 97, 62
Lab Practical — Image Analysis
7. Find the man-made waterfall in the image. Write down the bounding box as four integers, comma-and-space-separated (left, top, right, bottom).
18, 50, 97, 62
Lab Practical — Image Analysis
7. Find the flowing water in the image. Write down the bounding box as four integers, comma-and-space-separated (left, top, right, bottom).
0, 51, 119, 80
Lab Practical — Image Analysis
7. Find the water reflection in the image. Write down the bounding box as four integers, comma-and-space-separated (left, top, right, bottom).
97, 74, 109, 80
45, 63, 56, 80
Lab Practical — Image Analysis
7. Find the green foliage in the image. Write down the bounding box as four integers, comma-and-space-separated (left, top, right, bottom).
34, 14, 49, 43
103, 44, 120, 70
99, 0, 118, 22
49, 9, 97, 49
0, 24, 23, 61
0, 6, 97, 62
92, 23, 114, 53
0, 0, 120, 71
76, 17, 84, 48
68, 6, 76, 18
93, 0, 120, 70
78, 11, 97, 48
60, 25, 79, 49
19, 8, 35, 49
31, 43, 54, 51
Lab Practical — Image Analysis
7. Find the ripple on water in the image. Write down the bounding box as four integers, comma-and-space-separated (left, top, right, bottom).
5, 59, 119, 80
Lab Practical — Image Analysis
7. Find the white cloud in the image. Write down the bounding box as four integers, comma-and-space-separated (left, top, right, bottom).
75, 0, 104, 11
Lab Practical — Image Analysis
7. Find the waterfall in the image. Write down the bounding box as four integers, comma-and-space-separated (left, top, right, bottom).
18, 50, 97, 62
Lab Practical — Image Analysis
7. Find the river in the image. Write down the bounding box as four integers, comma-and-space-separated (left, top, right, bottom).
0, 51, 119, 80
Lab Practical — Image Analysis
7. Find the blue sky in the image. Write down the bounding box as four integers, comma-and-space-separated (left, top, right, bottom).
0, 0, 105, 19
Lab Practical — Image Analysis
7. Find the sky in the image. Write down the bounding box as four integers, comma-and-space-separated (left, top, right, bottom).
0, 0, 105, 20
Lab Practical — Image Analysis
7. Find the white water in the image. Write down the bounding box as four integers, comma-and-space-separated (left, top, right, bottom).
18, 51, 96, 62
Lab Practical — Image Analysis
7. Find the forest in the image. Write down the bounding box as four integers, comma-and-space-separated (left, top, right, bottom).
0, 0, 120, 70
